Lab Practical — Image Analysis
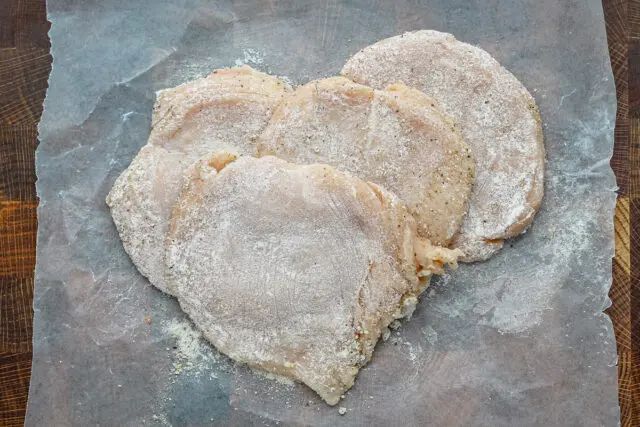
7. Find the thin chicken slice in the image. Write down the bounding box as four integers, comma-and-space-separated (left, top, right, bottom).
106, 66, 291, 295
342, 30, 545, 262
257, 77, 475, 247
166, 153, 462, 405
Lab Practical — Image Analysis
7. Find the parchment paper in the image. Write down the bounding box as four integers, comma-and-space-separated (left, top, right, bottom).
27, 0, 619, 425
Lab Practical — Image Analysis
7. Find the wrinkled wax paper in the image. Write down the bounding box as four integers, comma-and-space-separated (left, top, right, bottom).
27, 0, 619, 425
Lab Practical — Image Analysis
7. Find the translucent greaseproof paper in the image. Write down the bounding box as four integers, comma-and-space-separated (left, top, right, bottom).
27, 1, 619, 425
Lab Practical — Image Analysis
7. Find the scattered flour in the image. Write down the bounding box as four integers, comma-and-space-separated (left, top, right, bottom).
421, 325, 438, 345
233, 48, 295, 87
234, 48, 265, 67
150, 413, 171, 426
165, 318, 204, 359
164, 318, 296, 392
163, 318, 222, 377
401, 339, 421, 362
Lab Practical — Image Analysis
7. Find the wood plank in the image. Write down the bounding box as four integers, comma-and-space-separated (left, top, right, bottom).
0, 48, 51, 127
0, 125, 37, 202
0, 201, 37, 279
0, 351, 31, 426
609, 198, 636, 426
610, 198, 631, 350
0, 5, 46, 425
605, 0, 629, 195
604, 1, 638, 424
0, 0, 49, 49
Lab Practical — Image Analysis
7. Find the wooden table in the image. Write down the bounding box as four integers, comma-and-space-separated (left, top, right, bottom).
0, 1, 637, 425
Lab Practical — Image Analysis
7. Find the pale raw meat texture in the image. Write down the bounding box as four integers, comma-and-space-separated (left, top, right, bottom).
106, 66, 291, 295
342, 30, 545, 262
258, 77, 475, 247
166, 154, 462, 405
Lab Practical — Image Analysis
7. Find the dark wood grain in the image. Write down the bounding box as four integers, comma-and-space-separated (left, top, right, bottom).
604, 0, 640, 424
0, 1, 636, 426
0, 0, 48, 425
